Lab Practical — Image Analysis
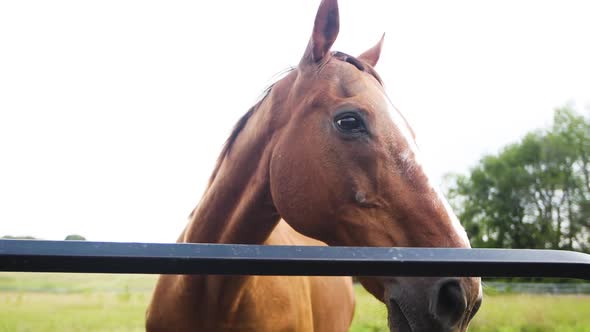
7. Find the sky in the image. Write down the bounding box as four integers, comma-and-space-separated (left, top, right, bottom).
1, 0, 589, 242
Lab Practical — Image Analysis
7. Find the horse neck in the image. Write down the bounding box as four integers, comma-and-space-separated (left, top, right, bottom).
182, 102, 281, 245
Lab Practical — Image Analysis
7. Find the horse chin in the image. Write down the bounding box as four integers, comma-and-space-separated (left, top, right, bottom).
386, 298, 414, 332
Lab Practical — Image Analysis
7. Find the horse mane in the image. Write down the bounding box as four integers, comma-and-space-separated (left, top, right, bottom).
206, 68, 295, 187
206, 105, 257, 187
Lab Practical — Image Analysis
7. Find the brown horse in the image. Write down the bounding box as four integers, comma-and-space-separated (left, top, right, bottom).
146, 0, 482, 331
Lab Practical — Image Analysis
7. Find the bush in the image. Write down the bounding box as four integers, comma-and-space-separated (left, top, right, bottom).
2, 235, 37, 240
64, 234, 86, 241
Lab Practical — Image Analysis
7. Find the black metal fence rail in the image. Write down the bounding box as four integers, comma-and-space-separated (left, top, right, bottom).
1, 240, 589, 280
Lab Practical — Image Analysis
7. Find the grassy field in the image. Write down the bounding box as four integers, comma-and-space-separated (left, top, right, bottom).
0, 273, 589, 332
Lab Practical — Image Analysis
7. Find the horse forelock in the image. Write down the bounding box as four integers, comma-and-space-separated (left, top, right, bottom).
331, 51, 383, 85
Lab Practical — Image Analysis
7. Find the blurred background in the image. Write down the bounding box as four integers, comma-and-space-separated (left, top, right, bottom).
1, 1, 589, 331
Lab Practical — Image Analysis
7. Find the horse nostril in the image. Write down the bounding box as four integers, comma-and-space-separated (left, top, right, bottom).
431, 279, 467, 327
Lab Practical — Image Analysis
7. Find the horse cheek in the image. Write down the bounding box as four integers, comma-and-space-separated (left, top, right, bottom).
269, 140, 332, 238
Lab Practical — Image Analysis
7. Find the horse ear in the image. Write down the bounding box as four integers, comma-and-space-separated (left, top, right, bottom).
358, 33, 385, 67
301, 0, 340, 65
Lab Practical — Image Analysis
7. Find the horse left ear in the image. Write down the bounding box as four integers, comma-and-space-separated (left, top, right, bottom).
300, 0, 340, 65
358, 33, 385, 67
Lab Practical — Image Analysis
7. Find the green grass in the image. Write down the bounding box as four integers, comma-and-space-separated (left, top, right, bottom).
0, 273, 588, 332
0, 292, 147, 332
350, 284, 388, 332
0, 273, 156, 332
468, 292, 590, 332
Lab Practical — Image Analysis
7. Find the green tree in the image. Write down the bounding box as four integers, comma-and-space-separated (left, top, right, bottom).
448, 107, 589, 252
64, 234, 86, 241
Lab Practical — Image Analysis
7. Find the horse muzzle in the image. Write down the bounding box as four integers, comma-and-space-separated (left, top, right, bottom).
384, 277, 480, 332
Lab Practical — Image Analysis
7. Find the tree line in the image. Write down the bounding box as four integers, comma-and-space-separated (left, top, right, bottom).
2, 234, 86, 241
448, 107, 589, 252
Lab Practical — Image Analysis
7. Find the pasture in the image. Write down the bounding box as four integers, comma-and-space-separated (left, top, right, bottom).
0, 273, 588, 332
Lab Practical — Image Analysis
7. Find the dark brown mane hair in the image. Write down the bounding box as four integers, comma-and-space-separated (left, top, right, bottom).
206, 103, 257, 188
332, 51, 383, 85
206, 68, 294, 187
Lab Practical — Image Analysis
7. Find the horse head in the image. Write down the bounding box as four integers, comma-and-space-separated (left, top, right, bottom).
266, 0, 483, 330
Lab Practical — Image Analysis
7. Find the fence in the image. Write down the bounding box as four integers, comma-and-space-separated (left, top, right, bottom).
1, 240, 589, 280
485, 282, 590, 294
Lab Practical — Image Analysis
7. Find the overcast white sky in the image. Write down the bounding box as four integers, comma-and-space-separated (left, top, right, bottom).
1, 1, 589, 242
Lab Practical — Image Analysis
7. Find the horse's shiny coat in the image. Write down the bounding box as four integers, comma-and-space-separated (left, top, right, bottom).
146, 0, 482, 331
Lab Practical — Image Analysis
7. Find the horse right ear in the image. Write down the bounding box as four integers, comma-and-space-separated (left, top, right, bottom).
300, 0, 340, 65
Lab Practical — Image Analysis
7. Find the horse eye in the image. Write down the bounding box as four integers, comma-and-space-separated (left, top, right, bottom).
335, 115, 365, 133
